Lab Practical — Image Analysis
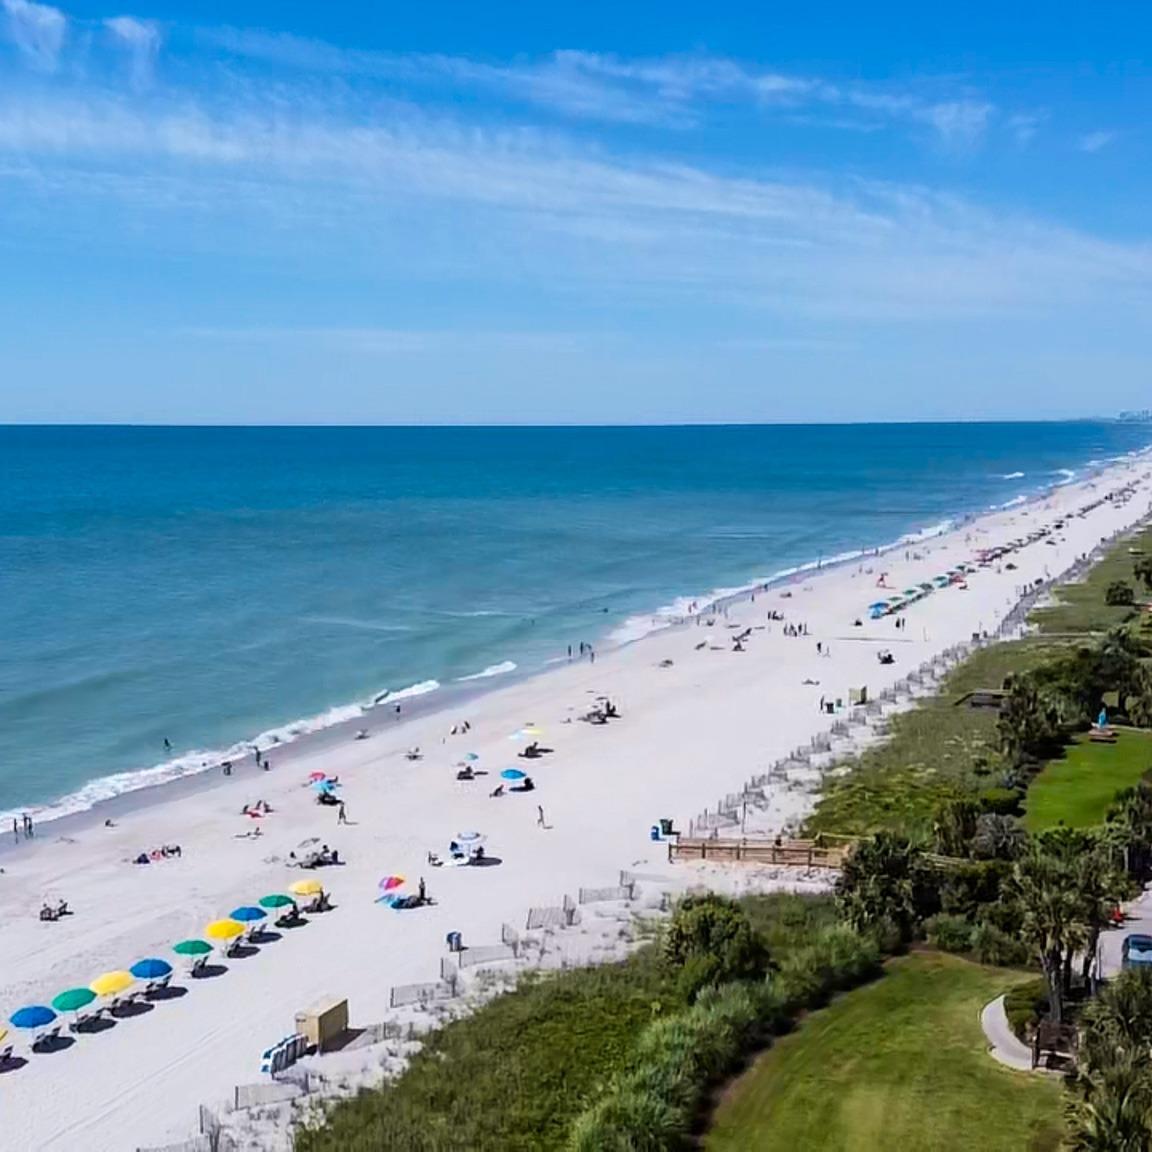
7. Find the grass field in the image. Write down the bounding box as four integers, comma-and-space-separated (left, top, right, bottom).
1030, 525, 1152, 636
805, 639, 1069, 839
1023, 728, 1152, 832
706, 952, 1063, 1152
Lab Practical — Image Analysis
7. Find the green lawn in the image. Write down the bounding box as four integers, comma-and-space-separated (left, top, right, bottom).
1029, 526, 1152, 636
1024, 728, 1152, 832
806, 639, 1069, 839
706, 952, 1062, 1152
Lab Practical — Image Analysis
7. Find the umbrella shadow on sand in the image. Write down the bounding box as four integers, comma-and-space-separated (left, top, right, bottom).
111, 1000, 155, 1020
34, 1034, 75, 1054
0, 1055, 29, 1074
469, 855, 503, 868
192, 963, 228, 980
145, 985, 188, 1003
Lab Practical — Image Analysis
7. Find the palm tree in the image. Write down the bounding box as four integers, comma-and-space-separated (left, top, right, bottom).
835, 832, 929, 942
1074, 848, 1133, 989
1065, 1055, 1152, 1152
1013, 849, 1081, 1023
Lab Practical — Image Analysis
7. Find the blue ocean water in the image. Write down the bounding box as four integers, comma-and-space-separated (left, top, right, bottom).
1, 422, 1149, 820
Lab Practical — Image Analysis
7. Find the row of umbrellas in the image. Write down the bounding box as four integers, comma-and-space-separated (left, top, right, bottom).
6, 884, 327, 1043
868, 569, 970, 619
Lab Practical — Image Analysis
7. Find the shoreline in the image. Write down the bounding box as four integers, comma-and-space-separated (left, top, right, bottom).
5, 444, 1147, 840
4, 455, 1152, 1150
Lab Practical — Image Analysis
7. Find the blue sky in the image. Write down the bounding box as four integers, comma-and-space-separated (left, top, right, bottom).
0, 1, 1149, 423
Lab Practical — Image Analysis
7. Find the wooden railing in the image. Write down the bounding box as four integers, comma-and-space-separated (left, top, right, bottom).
668, 837, 849, 869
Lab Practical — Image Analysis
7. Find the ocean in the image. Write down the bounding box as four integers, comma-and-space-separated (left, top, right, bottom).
2, 422, 1149, 823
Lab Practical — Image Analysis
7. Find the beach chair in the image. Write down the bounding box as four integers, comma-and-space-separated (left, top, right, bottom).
31, 1025, 61, 1051
0, 1042, 13, 1065
144, 973, 172, 996
189, 955, 209, 978
243, 922, 265, 945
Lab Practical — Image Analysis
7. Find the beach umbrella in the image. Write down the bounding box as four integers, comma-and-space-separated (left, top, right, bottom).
919, 582, 934, 592
500, 768, 527, 781
130, 959, 172, 981
90, 971, 134, 998
204, 919, 245, 942
9, 1006, 55, 1030
456, 831, 485, 845
229, 906, 267, 923
290, 878, 324, 898
173, 939, 212, 957
378, 875, 405, 892
868, 601, 889, 610
259, 894, 295, 910
51, 988, 96, 1014
307, 771, 327, 782
463, 752, 479, 762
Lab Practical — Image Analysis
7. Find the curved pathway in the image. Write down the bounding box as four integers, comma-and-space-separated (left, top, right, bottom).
980, 994, 1034, 1072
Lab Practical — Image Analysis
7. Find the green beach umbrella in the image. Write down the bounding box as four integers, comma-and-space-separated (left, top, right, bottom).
173, 939, 212, 957
258, 894, 295, 910
52, 987, 96, 1014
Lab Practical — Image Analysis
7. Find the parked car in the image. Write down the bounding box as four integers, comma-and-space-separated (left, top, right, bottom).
1122, 934, 1152, 969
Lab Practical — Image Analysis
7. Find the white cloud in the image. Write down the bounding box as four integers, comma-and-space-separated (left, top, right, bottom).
0, 88, 1146, 326
1078, 130, 1116, 153
1, 0, 66, 71
105, 16, 161, 86
916, 100, 996, 149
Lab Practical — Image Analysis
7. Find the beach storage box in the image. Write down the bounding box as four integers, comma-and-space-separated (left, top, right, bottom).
295, 996, 348, 1053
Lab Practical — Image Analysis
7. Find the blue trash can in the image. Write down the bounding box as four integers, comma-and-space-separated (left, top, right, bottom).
650, 825, 661, 841
446, 930, 462, 952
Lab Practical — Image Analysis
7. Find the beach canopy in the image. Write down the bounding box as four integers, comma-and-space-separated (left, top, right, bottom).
259, 894, 295, 910
130, 959, 172, 981
463, 752, 479, 762
308, 771, 327, 782
290, 878, 324, 898
379, 875, 405, 892
90, 971, 134, 998
230, 906, 267, 923
173, 939, 212, 957
9, 1006, 55, 1030
456, 831, 485, 844
500, 768, 526, 781
51, 988, 96, 1014
204, 919, 245, 941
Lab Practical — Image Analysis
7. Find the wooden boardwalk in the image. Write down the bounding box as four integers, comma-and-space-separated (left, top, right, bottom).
668, 837, 849, 869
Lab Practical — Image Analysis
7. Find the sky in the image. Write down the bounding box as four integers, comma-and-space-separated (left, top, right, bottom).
0, 1, 1149, 424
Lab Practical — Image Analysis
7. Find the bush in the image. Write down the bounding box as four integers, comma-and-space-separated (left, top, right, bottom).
1106, 581, 1136, 607
971, 921, 1031, 968
568, 927, 881, 1149
925, 913, 974, 954
664, 895, 770, 1000
940, 859, 1011, 919
1003, 977, 1049, 1040
979, 786, 1024, 817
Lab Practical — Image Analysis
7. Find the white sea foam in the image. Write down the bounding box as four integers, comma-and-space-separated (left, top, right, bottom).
371, 679, 441, 705
456, 661, 517, 682
1054, 468, 1077, 485
996, 494, 1028, 510
1001, 471, 1026, 480
4, 683, 444, 827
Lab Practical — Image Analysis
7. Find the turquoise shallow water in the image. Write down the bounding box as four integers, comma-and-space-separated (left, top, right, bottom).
2, 422, 1149, 819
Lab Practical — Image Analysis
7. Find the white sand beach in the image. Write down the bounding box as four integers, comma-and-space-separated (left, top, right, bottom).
3, 460, 1152, 1150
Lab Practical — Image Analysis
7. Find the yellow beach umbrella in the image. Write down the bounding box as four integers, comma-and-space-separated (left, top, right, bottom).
204, 918, 245, 941
90, 970, 135, 997
289, 878, 323, 898
0, 1027, 8, 1045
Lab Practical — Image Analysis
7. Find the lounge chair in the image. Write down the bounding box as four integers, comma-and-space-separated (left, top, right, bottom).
188, 955, 209, 978
0, 1043, 14, 1065
243, 922, 265, 944
304, 892, 331, 914
31, 1025, 61, 1050
144, 973, 172, 996
276, 907, 303, 928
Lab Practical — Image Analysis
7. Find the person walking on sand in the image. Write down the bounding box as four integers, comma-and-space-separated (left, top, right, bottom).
537, 805, 546, 828
418, 877, 427, 903
337, 800, 348, 825
11, 816, 18, 842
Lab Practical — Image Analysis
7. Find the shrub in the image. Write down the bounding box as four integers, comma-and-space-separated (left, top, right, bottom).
774, 926, 883, 1011
971, 921, 1031, 968
664, 895, 770, 1000
925, 913, 974, 954
1003, 977, 1049, 1040
940, 859, 1011, 919
836, 832, 936, 941
1106, 581, 1136, 607
980, 786, 1024, 817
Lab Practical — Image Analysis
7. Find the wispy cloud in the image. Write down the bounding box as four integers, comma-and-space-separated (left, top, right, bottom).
105, 15, 161, 87
200, 29, 1003, 145
1, 0, 66, 71
1078, 130, 1117, 153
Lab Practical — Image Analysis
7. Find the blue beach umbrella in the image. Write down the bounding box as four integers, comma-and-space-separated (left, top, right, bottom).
130, 958, 173, 981
230, 906, 267, 923
463, 753, 479, 762
312, 779, 336, 793
10, 1005, 56, 1030
501, 768, 527, 781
